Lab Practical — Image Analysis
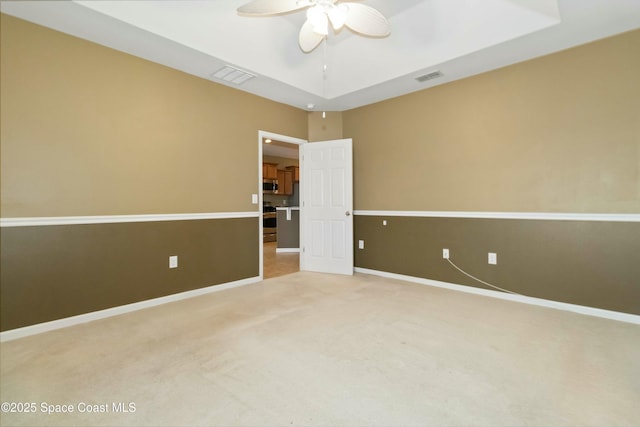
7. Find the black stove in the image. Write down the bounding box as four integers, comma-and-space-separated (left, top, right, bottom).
263, 203, 277, 242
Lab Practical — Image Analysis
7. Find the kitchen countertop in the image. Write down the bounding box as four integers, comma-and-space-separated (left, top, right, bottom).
275, 206, 300, 210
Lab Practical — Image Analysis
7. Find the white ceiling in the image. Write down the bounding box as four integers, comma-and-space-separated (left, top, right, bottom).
2, 0, 639, 112
263, 140, 300, 159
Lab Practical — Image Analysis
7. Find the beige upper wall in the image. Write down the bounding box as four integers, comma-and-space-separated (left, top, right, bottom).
308, 111, 343, 142
3, 14, 638, 216
0, 14, 307, 217
344, 30, 640, 213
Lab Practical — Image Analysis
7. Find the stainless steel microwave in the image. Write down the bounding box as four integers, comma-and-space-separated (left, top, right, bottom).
263, 179, 278, 194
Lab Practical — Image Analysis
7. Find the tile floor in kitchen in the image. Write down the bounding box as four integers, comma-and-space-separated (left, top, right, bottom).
263, 241, 299, 279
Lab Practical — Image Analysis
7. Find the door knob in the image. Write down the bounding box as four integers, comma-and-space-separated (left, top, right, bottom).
345, 211, 351, 216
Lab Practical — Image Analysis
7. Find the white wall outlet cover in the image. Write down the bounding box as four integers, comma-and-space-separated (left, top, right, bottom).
358, 240, 365, 249
382, 220, 387, 226
488, 252, 497, 265
443, 249, 449, 259
251, 194, 258, 204
169, 255, 178, 268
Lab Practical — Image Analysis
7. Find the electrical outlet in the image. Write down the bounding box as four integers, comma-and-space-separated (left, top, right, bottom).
382, 220, 387, 226
443, 248, 449, 259
251, 194, 258, 204
169, 255, 178, 269
488, 252, 497, 265
358, 240, 365, 249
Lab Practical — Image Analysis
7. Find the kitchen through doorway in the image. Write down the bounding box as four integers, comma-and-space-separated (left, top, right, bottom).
261, 134, 304, 279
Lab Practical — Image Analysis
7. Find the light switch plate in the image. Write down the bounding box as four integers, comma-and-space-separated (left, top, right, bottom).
488, 252, 497, 265
251, 194, 258, 204
358, 240, 365, 249
169, 255, 178, 268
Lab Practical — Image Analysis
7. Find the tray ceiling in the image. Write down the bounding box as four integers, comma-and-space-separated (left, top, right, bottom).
2, 0, 639, 111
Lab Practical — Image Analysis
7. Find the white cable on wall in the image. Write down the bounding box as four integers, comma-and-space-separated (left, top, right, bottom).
446, 258, 523, 296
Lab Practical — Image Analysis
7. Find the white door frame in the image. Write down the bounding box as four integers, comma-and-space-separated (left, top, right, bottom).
258, 130, 307, 279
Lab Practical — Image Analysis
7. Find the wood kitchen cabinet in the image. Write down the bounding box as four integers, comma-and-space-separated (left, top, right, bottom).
263, 163, 278, 180
286, 166, 300, 182
277, 169, 293, 195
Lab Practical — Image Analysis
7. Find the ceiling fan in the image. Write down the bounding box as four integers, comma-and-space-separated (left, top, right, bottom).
237, 0, 391, 53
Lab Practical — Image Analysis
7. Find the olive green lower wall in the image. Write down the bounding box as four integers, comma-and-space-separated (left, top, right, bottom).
0, 217, 258, 331
354, 215, 640, 315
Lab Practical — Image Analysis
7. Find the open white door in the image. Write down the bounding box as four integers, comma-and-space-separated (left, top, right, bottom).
300, 138, 353, 275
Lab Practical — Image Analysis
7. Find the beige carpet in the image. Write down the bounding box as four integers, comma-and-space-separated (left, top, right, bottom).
1, 272, 639, 427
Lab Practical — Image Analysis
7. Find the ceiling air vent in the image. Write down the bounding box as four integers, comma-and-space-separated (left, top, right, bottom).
211, 65, 256, 85
415, 71, 443, 83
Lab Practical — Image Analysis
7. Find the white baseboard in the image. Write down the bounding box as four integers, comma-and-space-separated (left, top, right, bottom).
354, 267, 640, 325
276, 248, 300, 253
5, 270, 636, 342
0, 276, 261, 343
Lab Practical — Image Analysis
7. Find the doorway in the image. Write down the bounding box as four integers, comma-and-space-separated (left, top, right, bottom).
258, 131, 306, 279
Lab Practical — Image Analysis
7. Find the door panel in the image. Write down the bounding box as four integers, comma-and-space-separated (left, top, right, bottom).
311, 221, 325, 257
331, 220, 346, 259
331, 168, 345, 207
311, 169, 324, 206
301, 138, 353, 275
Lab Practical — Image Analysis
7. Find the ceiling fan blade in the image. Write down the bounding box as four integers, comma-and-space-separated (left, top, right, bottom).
237, 0, 312, 16
343, 3, 390, 37
299, 19, 325, 53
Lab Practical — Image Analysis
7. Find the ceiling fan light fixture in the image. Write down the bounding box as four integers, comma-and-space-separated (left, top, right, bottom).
237, 0, 390, 53
307, 5, 329, 35
327, 4, 348, 31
